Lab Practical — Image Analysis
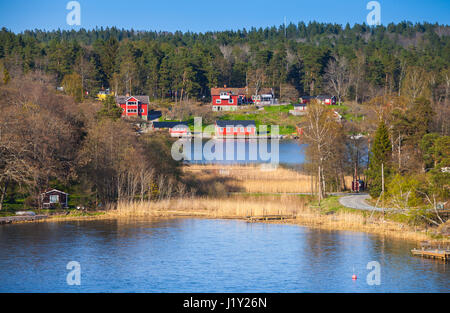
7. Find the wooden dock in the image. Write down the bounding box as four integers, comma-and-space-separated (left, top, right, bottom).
246, 215, 295, 222
0, 215, 48, 225
411, 248, 450, 261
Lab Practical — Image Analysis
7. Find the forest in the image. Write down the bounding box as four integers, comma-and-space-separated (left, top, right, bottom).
0, 22, 448, 228
0, 21, 448, 104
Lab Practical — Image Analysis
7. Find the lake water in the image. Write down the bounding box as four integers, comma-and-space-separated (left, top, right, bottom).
0, 218, 448, 293
183, 139, 307, 165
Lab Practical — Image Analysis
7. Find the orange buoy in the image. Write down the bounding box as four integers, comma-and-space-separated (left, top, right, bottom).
352, 274, 357, 280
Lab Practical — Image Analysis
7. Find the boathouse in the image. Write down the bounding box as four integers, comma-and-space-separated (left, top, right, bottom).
215, 120, 257, 137
152, 121, 191, 137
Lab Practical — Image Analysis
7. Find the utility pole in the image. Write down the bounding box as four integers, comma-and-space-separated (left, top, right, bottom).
381, 162, 385, 218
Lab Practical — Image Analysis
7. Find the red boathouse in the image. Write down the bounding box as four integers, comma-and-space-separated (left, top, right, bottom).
215, 120, 257, 137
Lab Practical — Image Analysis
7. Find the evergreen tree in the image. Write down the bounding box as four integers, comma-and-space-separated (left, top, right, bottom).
97, 96, 123, 121
3, 68, 10, 85
367, 120, 392, 198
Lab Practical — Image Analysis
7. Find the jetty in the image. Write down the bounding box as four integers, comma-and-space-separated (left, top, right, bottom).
246, 215, 295, 222
0, 215, 48, 225
411, 248, 450, 261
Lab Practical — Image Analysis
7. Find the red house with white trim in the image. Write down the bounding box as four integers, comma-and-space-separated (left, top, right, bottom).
215, 120, 257, 137
211, 87, 249, 111
116, 95, 150, 120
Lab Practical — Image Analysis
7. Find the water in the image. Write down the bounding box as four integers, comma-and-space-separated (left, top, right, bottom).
0, 218, 448, 293
184, 139, 307, 165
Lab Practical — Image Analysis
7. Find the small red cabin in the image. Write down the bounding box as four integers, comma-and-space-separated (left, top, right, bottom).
215, 120, 257, 137
152, 122, 191, 138
40, 189, 69, 209
116, 95, 150, 120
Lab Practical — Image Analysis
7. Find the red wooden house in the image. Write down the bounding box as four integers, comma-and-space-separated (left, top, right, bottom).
116, 95, 150, 120
211, 86, 249, 111
215, 120, 257, 137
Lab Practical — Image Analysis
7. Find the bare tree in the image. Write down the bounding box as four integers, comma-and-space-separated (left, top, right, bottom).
401, 66, 431, 101
301, 101, 342, 204
324, 56, 350, 105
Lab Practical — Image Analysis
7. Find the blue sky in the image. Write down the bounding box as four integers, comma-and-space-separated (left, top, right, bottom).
0, 0, 449, 33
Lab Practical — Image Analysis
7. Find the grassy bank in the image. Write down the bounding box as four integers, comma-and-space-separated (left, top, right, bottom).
4, 164, 448, 244
109, 195, 447, 243
218, 105, 300, 135
18, 193, 448, 244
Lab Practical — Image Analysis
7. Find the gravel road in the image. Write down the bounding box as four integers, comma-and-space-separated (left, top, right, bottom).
339, 194, 387, 212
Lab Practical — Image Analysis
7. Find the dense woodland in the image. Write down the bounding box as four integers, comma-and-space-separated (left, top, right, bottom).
0, 22, 449, 103
0, 22, 448, 226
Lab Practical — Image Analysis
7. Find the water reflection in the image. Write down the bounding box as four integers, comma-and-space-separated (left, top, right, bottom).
186, 139, 307, 165
0, 219, 448, 293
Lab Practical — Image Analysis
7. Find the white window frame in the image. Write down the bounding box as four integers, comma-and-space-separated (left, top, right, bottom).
216, 99, 222, 104
229, 98, 234, 104
50, 195, 59, 204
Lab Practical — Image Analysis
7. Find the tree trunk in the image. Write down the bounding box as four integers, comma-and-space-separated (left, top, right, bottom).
318, 164, 322, 205
0, 181, 8, 211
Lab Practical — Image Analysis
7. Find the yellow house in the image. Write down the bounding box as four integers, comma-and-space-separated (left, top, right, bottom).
97, 89, 114, 101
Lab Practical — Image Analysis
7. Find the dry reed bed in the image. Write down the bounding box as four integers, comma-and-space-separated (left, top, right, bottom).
113, 196, 434, 242
116, 195, 305, 218
183, 164, 352, 193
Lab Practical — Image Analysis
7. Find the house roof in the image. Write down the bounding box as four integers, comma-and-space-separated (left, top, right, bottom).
316, 95, 334, 100
293, 103, 307, 107
216, 120, 256, 127
258, 88, 274, 95
153, 122, 189, 129
211, 87, 247, 96
42, 189, 69, 195
116, 95, 150, 104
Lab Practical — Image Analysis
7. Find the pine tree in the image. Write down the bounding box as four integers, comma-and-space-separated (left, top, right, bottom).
367, 120, 392, 198
3, 68, 10, 85
97, 95, 123, 121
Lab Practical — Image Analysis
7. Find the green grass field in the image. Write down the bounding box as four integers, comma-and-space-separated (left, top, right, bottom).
217, 105, 301, 135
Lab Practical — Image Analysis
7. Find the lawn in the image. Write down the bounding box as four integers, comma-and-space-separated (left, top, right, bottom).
218, 105, 301, 135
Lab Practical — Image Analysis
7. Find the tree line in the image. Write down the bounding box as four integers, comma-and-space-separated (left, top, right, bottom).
0, 22, 448, 104
0, 75, 195, 211
301, 95, 449, 226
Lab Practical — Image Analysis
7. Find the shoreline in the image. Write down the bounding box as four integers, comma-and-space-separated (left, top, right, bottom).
22, 206, 447, 245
